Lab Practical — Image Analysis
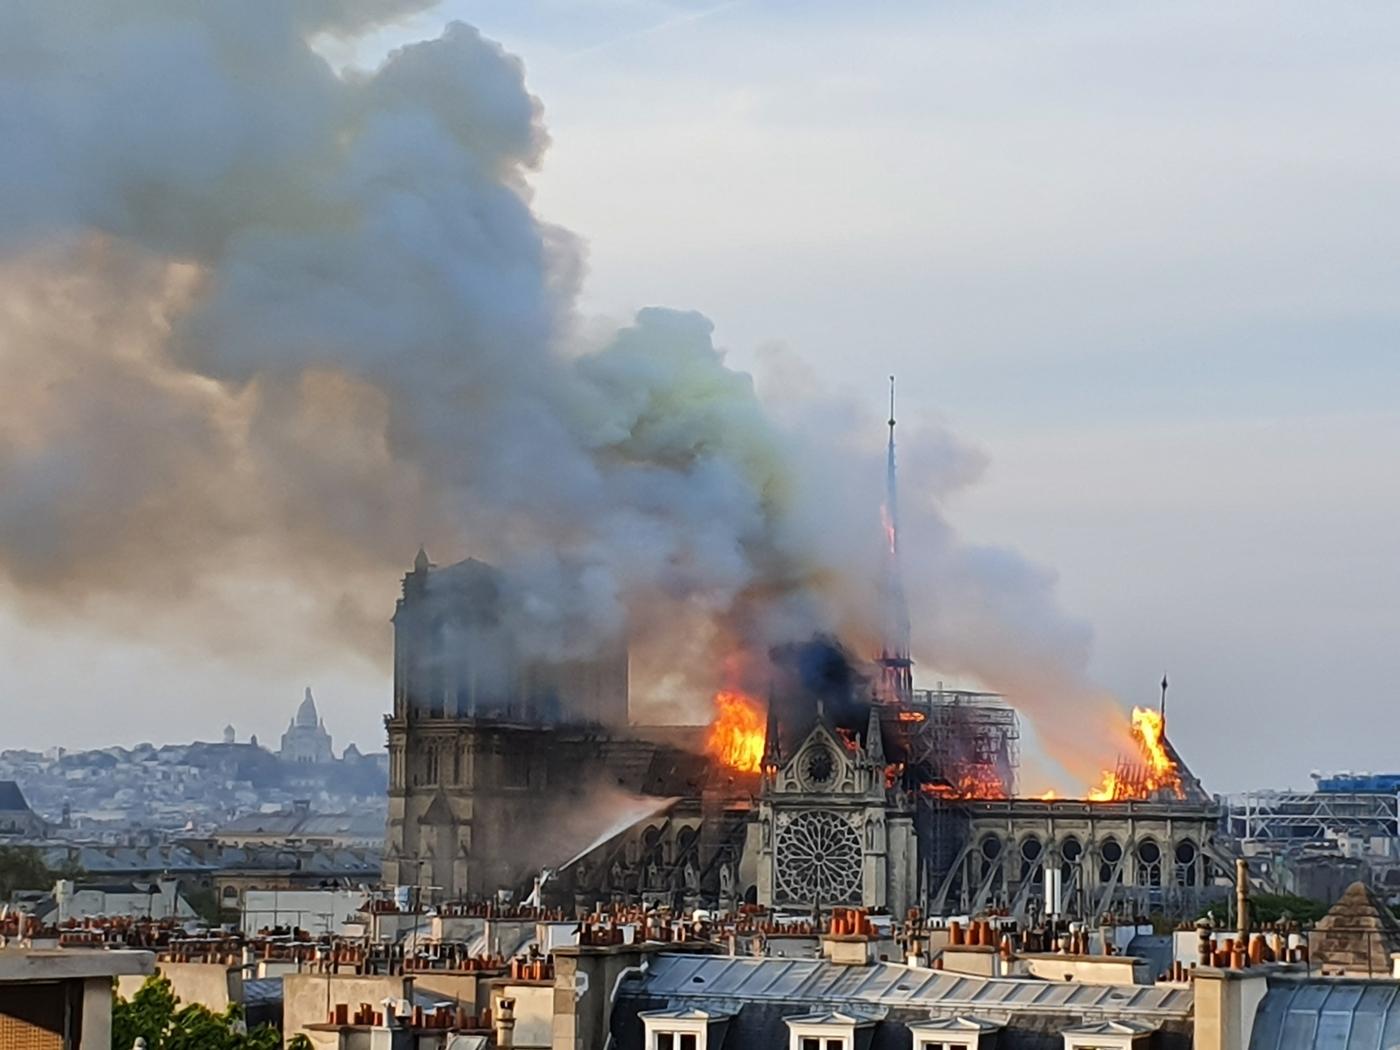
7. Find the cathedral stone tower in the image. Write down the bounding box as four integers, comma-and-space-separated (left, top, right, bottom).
383, 549, 654, 901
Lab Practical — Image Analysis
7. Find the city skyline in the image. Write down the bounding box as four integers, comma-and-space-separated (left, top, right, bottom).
2, 2, 1397, 795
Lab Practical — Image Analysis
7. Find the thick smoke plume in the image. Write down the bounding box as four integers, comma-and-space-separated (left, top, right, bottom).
0, 1, 1126, 784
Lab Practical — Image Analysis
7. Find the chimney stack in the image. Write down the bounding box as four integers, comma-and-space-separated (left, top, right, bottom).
495, 996, 516, 1048
1196, 916, 1213, 968
1236, 858, 1250, 950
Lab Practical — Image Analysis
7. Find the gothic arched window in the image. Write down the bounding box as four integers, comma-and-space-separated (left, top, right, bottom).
1137, 839, 1163, 887
1099, 838, 1123, 884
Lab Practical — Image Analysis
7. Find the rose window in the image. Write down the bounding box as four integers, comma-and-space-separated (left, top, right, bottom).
775, 810, 863, 904
803, 745, 836, 786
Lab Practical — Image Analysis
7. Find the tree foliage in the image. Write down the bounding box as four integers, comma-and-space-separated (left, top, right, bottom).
0, 846, 53, 898
181, 884, 224, 926
111, 975, 285, 1050
1197, 891, 1330, 926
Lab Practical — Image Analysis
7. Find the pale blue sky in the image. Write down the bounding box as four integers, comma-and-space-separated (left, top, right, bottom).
6, 1, 1398, 792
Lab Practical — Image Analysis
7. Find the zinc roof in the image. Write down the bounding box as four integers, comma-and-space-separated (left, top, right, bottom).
623, 955, 1194, 1018
1249, 978, 1400, 1050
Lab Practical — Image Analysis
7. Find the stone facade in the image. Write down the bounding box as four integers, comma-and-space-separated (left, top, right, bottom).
752, 708, 917, 915
383, 551, 683, 901
380, 552, 1222, 920
279, 688, 334, 764
389, 551, 628, 726
384, 719, 700, 899
932, 797, 1220, 919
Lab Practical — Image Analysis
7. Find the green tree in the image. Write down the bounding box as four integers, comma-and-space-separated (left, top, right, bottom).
111, 973, 178, 1050
181, 884, 223, 926
111, 975, 286, 1050
1198, 892, 1330, 926
0, 846, 53, 898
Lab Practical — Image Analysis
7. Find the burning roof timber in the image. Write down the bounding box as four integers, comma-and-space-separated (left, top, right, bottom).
704, 652, 1211, 807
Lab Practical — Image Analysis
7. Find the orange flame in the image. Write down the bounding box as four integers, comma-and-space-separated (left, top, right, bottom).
881, 504, 897, 555
953, 769, 1009, 799
705, 690, 765, 773
1087, 771, 1123, 802
1086, 706, 1183, 801
918, 768, 1008, 800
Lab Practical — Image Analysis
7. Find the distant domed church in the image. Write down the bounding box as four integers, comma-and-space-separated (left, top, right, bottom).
279, 687, 334, 764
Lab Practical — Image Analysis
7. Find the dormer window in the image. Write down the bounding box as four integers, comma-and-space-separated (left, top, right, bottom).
639, 1007, 733, 1050
785, 1009, 882, 1050
909, 1015, 1002, 1050
1061, 1019, 1157, 1050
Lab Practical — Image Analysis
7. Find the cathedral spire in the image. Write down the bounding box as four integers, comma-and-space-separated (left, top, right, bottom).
761, 685, 782, 772
865, 705, 885, 765
876, 376, 913, 704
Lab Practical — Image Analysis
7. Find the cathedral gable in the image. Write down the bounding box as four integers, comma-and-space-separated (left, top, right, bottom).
776, 723, 859, 796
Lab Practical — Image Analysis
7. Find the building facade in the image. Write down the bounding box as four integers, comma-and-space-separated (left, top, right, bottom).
0, 949, 153, 1050
751, 708, 917, 916
279, 688, 334, 764
383, 550, 691, 901
931, 797, 1221, 920
382, 549, 1225, 919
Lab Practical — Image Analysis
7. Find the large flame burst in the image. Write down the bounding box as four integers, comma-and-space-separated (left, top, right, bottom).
918, 768, 1009, 800
706, 691, 766, 773
1086, 706, 1183, 801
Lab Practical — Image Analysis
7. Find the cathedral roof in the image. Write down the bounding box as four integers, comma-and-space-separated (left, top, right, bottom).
295, 687, 319, 727
397, 554, 505, 621
430, 556, 503, 587
1162, 734, 1212, 803
0, 781, 33, 813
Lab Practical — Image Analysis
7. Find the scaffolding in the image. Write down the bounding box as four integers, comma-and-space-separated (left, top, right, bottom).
907, 689, 1020, 798
1225, 789, 1400, 845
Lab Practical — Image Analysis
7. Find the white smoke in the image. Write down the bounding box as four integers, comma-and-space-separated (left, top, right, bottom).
0, 1, 1127, 783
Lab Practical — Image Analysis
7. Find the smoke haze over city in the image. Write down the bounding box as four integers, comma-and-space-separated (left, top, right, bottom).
1, 1, 1397, 793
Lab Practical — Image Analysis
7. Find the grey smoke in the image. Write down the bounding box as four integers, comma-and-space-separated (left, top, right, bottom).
0, 1, 1129, 785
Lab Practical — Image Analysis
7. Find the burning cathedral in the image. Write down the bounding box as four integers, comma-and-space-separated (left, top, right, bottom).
384, 383, 1223, 921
